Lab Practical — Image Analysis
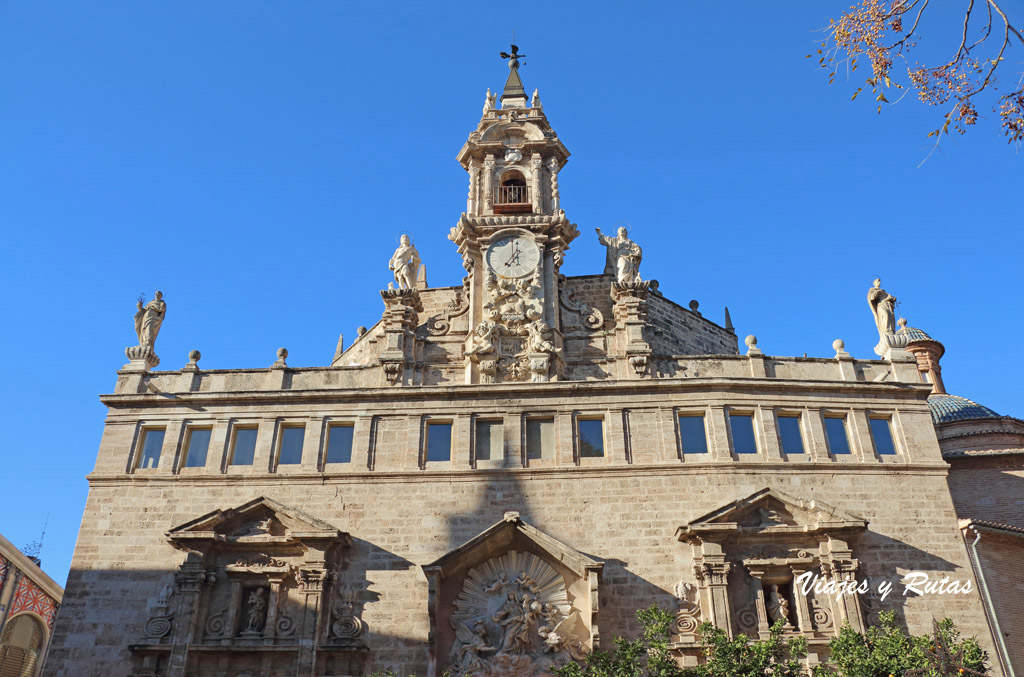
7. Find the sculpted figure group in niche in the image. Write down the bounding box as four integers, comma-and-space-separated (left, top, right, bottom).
596, 226, 642, 285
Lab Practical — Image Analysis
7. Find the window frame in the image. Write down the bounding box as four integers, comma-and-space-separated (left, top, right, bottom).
423, 418, 454, 466
473, 417, 504, 466
727, 410, 759, 456
867, 415, 898, 456
822, 414, 853, 456
323, 421, 356, 466
275, 423, 307, 467
227, 424, 260, 467
775, 412, 806, 455
575, 415, 606, 461
181, 425, 214, 470
676, 411, 710, 456
135, 426, 167, 471
524, 415, 556, 465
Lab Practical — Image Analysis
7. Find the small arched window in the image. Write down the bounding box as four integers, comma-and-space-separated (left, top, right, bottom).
494, 170, 531, 213
0, 613, 45, 676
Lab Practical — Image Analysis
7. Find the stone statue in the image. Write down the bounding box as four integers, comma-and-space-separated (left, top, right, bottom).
134, 291, 167, 347
389, 235, 421, 290
596, 227, 642, 284
245, 588, 267, 633
531, 88, 542, 109
483, 88, 496, 113
526, 320, 556, 354
156, 584, 173, 607
766, 584, 790, 625
867, 278, 897, 339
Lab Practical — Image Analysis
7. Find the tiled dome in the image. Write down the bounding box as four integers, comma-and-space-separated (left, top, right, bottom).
897, 325, 933, 342
928, 394, 1001, 424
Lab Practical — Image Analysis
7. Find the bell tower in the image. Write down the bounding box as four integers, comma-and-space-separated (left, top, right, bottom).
449, 45, 579, 384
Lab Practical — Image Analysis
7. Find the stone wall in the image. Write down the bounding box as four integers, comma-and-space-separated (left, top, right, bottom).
46, 465, 996, 676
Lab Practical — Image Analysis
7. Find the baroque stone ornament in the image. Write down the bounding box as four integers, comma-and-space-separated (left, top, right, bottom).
389, 234, 421, 290
447, 551, 588, 676
329, 583, 366, 648
143, 584, 175, 640
558, 277, 604, 330
672, 581, 701, 641
596, 226, 642, 284
468, 270, 557, 383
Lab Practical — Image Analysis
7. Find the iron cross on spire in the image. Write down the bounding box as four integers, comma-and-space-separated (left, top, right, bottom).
499, 43, 525, 69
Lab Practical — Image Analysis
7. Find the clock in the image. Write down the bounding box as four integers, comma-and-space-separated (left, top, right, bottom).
485, 234, 540, 278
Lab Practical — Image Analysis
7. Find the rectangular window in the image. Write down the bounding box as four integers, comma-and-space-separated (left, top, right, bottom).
425, 422, 452, 462
526, 418, 554, 460
278, 425, 305, 465
183, 428, 212, 468
230, 427, 258, 466
138, 428, 165, 469
577, 418, 604, 458
824, 417, 852, 455
869, 418, 897, 455
678, 415, 708, 454
729, 414, 758, 454
325, 424, 354, 464
475, 420, 503, 462
777, 416, 805, 454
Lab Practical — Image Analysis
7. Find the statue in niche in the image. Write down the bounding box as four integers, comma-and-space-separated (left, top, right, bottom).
868, 278, 897, 339
596, 226, 643, 284
134, 291, 167, 347
244, 588, 268, 633
389, 234, 421, 290
766, 584, 791, 626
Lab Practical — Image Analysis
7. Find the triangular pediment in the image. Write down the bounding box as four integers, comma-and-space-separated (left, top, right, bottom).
676, 487, 868, 542
423, 511, 602, 581
167, 496, 351, 551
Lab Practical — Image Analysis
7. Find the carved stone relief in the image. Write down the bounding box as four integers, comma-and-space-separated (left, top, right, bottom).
468, 271, 556, 383
558, 277, 604, 331
447, 551, 588, 676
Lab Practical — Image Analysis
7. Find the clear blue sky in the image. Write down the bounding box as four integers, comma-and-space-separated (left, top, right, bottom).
1, 2, 1020, 586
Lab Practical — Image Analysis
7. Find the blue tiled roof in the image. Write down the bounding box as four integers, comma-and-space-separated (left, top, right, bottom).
897, 326, 933, 342
928, 394, 1001, 424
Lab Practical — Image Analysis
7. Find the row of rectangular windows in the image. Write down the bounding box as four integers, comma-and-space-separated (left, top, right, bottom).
132, 410, 899, 472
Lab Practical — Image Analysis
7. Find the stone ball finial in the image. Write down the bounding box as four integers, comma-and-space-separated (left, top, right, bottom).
745, 335, 758, 348
689, 299, 700, 312
898, 317, 908, 329
277, 347, 288, 360
832, 339, 845, 352
357, 326, 367, 336
189, 349, 201, 363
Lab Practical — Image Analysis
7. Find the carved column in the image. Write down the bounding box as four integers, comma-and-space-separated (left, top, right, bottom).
821, 537, 865, 631
467, 160, 479, 215
530, 152, 542, 213
547, 158, 560, 212
166, 559, 208, 677
691, 540, 733, 635
378, 289, 422, 386
790, 562, 815, 633
297, 566, 327, 676
610, 282, 653, 379
742, 565, 772, 640
483, 154, 495, 211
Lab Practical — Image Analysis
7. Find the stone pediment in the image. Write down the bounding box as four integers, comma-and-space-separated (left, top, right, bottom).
166, 496, 351, 553
676, 488, 868, 543
423, 511, 602, 582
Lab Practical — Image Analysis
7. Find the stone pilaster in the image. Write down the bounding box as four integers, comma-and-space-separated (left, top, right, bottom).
610, 282, 653, 379
379, 288, 422, 386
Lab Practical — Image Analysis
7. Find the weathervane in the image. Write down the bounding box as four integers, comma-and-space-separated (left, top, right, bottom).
500, 43, 525, 70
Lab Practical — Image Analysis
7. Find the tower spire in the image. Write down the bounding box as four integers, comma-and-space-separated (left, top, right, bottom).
498, 43, 528, 108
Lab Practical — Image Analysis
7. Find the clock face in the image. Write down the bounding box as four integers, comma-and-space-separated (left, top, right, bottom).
486, 235, 540, 278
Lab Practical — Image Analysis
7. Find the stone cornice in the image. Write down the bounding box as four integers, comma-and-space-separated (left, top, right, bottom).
86, 461, 951, 487
100, 375, 934, 409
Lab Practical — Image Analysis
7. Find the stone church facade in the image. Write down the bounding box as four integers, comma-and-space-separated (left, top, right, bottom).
45, 50, 1022, 677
